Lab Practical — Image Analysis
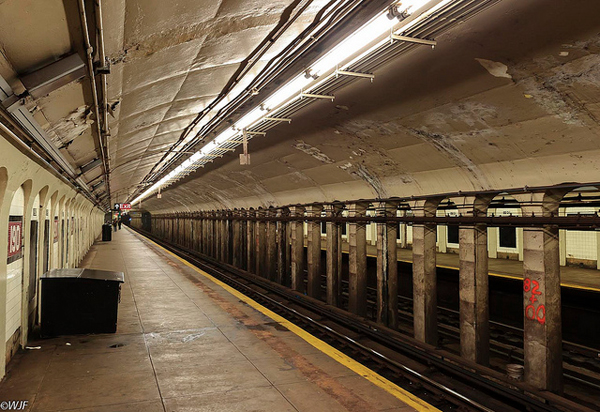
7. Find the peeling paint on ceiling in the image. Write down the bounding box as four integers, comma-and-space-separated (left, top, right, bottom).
476, 58, 513, 79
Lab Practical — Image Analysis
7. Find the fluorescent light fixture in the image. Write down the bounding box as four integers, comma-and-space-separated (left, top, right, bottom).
132, 0, 451, 205
214, 128, 236, 145
263, 76, 311, 109
311, 14, 393, 76
236, 107, 266, 130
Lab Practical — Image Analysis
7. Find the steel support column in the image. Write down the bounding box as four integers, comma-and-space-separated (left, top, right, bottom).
210, 212, 217, 258
188, 215, 193, 249
255, 208, 267, 277
376, 201, 399, 328
305, 204, 323, 299
410, 198, 442, 345
240, 211, 248, 270
232, 210, 241, 268
224, 211, 231, 264
266, 208, 278, 281
222, 212, 228, 262
514, 191, 565, 393
459, 224, 489, 365
399, 210, 408, 249
325, 204, 343, 307
201, 213, 208, 255
246, 209, 256, 274
219, 212, 225, 262
192, 214, 198, 251
215, 212, 222, 260
276, 208, 289, 285
289, 205, 305, 292
452, 195, 492, 366
521, 225, 562, 392
348, 202, 368, 317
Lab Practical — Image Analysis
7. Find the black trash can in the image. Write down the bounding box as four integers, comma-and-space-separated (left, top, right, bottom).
102, 223, 112, 241
41, 268, 125, 337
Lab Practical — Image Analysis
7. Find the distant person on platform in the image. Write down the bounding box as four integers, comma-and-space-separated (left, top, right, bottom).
118, 218, 122, 230
112, 218, 118, 232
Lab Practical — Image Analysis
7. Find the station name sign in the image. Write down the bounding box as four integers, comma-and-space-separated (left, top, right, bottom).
7, 216, 22, 264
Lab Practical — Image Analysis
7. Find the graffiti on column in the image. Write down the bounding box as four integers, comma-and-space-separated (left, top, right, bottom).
524, 278, 546, 325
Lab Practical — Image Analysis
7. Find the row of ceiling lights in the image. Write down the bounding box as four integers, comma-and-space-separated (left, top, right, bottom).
132, 0, 449, 206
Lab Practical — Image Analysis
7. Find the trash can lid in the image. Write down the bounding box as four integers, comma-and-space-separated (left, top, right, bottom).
42, 268, 124, 282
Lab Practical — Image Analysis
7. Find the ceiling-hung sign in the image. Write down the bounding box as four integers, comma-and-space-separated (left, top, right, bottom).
7, 216, 23, 263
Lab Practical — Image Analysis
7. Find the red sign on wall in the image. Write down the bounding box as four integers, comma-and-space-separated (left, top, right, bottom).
7, 217, 22, 263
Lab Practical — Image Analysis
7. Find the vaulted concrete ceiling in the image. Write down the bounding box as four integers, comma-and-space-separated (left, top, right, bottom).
0, 0, 333, 203
138, 0, 600, 212
1, 0, 599, 213
102, 0, 333, 201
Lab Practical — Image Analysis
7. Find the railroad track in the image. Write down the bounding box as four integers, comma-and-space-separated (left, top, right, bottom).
129, 226, 595, 412
330, 280, 600, 388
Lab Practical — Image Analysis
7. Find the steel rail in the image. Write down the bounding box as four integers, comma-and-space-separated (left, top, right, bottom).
345, 281, 600, 391
333, 277, 600, 363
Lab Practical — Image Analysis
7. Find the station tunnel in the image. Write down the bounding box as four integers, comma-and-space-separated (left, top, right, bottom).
0, 0, 599, 410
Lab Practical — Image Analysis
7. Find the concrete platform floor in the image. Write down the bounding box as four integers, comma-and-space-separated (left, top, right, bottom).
0, 228, 419, 412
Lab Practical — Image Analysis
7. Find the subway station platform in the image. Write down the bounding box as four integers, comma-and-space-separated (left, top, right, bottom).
0, 228, 420, 412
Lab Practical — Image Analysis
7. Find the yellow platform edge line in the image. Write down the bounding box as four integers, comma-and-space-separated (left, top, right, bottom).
137, 232, 441, 412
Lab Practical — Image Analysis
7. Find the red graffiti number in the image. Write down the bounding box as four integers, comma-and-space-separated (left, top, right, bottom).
524, 278, 545, 325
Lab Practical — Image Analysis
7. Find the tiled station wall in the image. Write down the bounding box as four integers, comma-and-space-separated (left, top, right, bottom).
0, 134, 104, 378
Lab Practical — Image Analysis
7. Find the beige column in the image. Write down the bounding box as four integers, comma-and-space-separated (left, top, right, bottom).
410, 198, 442, 345
514, 191, 566, 393
453, 195, 492, 366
